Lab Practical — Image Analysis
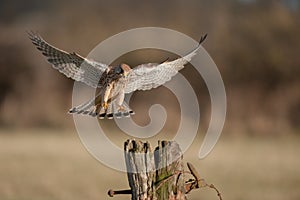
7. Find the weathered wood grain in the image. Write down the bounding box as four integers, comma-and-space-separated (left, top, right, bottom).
124, 140, 186, 200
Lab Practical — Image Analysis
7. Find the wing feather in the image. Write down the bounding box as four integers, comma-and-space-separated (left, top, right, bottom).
28, 32, 108, 88
124, 34, 207, 93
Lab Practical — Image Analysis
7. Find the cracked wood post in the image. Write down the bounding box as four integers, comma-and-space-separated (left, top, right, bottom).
124, 140, 186, 200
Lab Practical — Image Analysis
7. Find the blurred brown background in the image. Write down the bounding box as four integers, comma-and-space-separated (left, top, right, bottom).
0, 0, 299, 200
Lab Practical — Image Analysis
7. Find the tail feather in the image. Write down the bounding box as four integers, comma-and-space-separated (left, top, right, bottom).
69, 92, 102, 114
69, 98, 135, 119
106, 103, 113, 119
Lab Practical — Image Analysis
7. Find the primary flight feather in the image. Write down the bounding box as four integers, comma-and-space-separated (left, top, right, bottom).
28, 32, 207, 119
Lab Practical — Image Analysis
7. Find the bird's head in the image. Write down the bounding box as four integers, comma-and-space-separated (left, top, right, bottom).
118, 63, 131, 77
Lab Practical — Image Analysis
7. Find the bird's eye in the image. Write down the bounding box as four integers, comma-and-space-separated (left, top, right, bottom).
116, 66, 123, 74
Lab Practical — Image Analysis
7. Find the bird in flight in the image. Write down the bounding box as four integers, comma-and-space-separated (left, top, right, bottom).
28, 32, 207, 119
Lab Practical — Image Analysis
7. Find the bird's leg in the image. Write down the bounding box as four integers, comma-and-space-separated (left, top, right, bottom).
103, 84, 113, 110
115, 91, 126, 113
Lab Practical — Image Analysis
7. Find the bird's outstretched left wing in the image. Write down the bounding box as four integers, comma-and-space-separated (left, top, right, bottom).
124, 34, 207, 94
28, 32, 108, 88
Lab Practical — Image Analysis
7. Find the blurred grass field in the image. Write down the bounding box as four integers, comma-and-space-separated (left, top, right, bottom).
0, 1, 300, 200
0, 129, 299, 200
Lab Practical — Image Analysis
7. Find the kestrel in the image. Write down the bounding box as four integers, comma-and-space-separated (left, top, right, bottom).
28, 32, 207, 119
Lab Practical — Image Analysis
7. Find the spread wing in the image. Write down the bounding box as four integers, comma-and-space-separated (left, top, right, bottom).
28, 32, 108, 88
124, 34, 207, 94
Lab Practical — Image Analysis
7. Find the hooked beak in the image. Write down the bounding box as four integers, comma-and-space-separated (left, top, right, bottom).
123, 70, 130, 77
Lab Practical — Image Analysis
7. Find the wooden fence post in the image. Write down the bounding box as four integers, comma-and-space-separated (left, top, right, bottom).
124, 140, 186, 200
108, 140, 222, 200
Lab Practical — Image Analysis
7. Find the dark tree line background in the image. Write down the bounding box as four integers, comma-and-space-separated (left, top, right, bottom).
0, 0, 299, 135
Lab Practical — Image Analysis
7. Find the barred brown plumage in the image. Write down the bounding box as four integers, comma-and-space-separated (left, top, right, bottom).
28, 31, 207, 119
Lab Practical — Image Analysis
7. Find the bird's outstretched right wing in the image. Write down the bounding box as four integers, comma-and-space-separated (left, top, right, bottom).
28, 32, 108, 88
124, 34, 207, 93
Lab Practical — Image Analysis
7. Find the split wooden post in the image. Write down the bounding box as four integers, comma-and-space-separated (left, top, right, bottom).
124, 140, 186, 200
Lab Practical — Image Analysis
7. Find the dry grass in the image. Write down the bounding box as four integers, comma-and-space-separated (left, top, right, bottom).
0, 129, 299, 200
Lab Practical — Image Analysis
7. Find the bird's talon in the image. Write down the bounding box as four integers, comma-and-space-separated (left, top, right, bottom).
118, 106, 126, 112
102, 102, 108, 109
